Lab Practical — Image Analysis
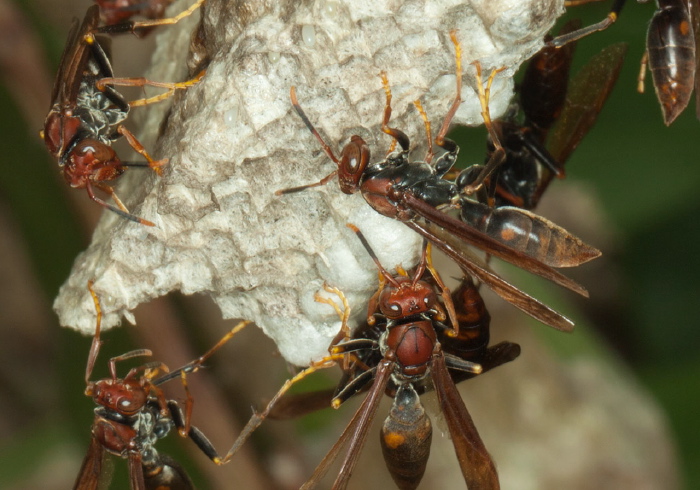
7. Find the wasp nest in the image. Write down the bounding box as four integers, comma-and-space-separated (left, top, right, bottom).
54, 0, 564, 366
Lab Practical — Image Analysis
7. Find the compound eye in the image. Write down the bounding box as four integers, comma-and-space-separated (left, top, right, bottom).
341, 144, 361, 174
77, 144, 96, 156
117, 398, 133, 411
338, 136, 370, 194
342, 136, 369, 174
73, 139, 99, 156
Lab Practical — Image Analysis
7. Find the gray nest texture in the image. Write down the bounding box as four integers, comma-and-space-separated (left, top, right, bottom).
55, 0, 564, 366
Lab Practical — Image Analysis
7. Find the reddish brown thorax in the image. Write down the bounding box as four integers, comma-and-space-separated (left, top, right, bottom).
92, 415, 139, 455
385, 320, 437, 377
359, 175, 404, 219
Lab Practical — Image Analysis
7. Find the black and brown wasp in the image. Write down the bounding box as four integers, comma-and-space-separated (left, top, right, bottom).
74, 281, 249, 490
42, 5, 203, 226
215, 224, 520, 489
460, 20, 627, 210
278, 31, 601, 333
551, 0, 699, 125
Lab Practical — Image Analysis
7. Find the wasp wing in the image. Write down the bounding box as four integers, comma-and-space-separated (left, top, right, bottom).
53, 6, 101, 107
301, 360, 392, 490
73, 435, 105, 490
405, 220, 575, 332
432, 351, 500, 489
547, 43, 628, 165
403, 193, 595, 294
128, 451, 146, 490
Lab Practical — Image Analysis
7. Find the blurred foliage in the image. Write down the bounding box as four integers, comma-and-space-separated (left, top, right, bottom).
0, 0, 698, 489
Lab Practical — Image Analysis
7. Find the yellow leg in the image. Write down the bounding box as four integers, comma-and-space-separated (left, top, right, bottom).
460, 61, 506, 195
366, 271, 386, 326
117, 126, 168, 175
379, 71, 409, 153
315, 283, 352, 340
131, 0, 206, 29
637, 51, 648, 94
219, 353, 339, 464
97, 70, 206, 108
433, 30, 463, 148
412, 99, 433, 163
424, 242, 460, 336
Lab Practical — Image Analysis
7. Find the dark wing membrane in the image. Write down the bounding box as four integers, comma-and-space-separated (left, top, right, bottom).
547, 43, 628, 164
301, 361, 392, 490
405, 221, 575, 332
432, 352, 500, 490
402, 193, 589, 297
50, 17, 80, 106
73, 436, 105, 490
128, 451, 146, 490
54, 5, 101, 107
